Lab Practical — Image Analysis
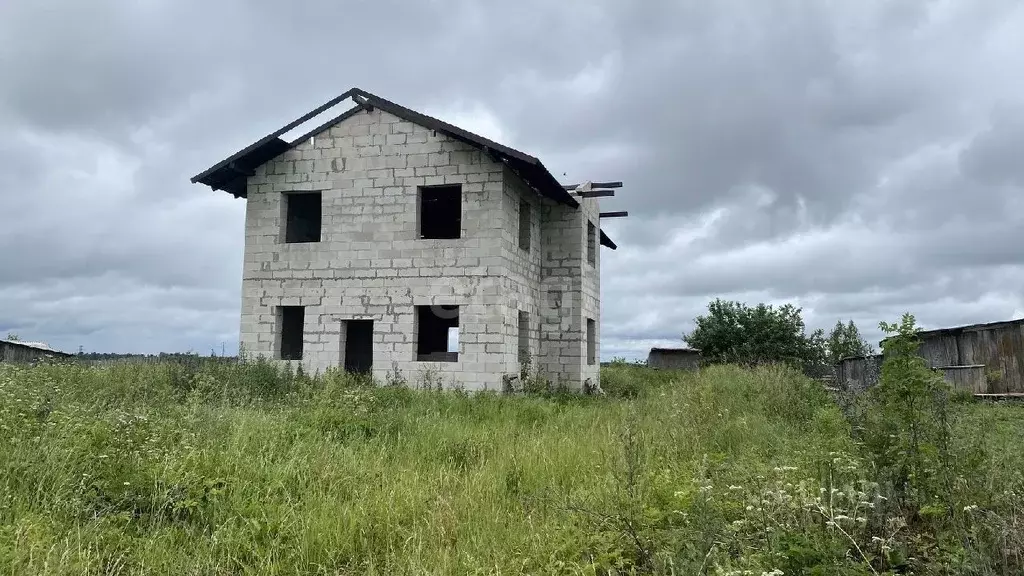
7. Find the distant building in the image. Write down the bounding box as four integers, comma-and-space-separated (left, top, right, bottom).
834, 353, 883, 394
834, 318, 1024, 395
0, 339, 72, 363
646, 347, 701, 370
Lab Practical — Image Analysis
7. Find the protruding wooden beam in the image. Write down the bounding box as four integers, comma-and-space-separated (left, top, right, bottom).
562, 181, 623, 190
599, 211, 628, 218
576, 190, 615, 198
352, 94, 374, 111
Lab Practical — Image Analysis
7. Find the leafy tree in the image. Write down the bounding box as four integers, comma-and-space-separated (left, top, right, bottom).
683, 299, 826, 372
826, 319, 874, 364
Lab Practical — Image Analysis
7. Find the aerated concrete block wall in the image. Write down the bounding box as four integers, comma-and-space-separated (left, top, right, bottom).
498, 170, 601, 390
238, 107, 597, 391
497, 169, 544, 376
579, 196, 602, 389
535, 194, 602, 390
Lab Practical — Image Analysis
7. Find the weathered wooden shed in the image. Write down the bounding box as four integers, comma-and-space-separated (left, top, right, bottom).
910, 319, 1024, 394
834, 318, 1024, 395
834, 354, 883, 393
0, 339, 72, 363
646, 347, 701, 370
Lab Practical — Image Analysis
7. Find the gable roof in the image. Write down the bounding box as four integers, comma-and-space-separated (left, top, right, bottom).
190, 87, 617, 249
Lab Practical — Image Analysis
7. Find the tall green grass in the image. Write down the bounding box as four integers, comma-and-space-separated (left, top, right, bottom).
1, 359, 1021, 574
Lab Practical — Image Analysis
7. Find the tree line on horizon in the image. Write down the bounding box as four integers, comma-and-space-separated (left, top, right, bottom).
683, 298, 876, 375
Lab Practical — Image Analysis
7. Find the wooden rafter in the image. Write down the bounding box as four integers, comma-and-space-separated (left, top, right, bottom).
576, 190, 615, 198
562, 181, 623, 190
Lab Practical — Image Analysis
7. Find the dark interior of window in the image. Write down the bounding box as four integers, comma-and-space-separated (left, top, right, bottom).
587, 318, 596, 365
587, 221, 596, 266
518, 311, 530, 364
280, 305, 305, 360
519, 200, 531, 250
285, 192, 322, 243
416, 305, 459, 361
420, 185, 461, 239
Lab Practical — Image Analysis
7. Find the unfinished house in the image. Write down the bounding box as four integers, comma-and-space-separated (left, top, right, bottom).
191, 88, 626, 391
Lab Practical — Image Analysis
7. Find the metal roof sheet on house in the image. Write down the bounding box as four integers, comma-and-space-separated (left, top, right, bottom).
190, 87, 618, 249
649, 347, 701, 354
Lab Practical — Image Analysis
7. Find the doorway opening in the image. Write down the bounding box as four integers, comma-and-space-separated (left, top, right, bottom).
344, 320, 374, 374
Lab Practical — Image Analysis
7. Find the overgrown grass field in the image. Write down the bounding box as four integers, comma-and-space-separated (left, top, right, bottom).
1, 356, 1022, 574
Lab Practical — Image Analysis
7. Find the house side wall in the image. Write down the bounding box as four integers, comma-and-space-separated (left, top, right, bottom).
239, 108, 511, 391
498, 168, 546, 377
535, 193, 601, 390
579, 196, 602, 388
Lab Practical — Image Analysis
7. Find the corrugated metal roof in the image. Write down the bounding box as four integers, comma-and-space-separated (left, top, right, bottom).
914, 317, 1024, 337
876, 317, 1024, 348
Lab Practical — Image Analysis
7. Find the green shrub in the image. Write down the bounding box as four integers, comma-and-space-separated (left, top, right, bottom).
845, 313, 1024, 573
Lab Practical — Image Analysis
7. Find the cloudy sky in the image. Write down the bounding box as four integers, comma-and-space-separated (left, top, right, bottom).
2, 0, 1023, 360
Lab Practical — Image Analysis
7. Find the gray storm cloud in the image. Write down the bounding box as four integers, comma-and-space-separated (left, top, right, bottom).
1, 0, 1022, 359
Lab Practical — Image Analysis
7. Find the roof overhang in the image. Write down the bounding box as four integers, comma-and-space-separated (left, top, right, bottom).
599, 230, 616, 249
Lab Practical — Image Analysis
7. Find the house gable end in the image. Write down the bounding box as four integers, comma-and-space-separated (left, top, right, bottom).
190, 88, 579, 209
